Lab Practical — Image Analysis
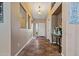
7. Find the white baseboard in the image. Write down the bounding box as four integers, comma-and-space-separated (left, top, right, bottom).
61, 52, 64, 56
15, 38, 33, 56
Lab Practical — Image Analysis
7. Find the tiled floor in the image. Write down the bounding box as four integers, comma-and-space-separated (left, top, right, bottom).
18, 36, 61, 56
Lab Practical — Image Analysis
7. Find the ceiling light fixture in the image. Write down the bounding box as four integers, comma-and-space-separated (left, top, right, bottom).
37, 6, 41, 15
38, 10, 41, 14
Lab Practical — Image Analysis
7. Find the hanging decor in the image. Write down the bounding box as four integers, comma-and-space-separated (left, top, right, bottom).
0, 2, 3, 23
69, 2, 79, 24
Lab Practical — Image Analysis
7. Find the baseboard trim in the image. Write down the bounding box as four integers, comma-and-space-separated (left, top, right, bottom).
14, 38, 33, 56
61, 52, 64, 56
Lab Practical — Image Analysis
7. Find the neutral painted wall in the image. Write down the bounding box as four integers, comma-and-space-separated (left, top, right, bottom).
0, 3, 11, 56
11, 3, 33, 55
62, 3, 79, 56
62, 3, 67, 55
51, 15, 57, 30
76, 24, 79, 56
57, 13, 62, 27
46, 15, 52, 43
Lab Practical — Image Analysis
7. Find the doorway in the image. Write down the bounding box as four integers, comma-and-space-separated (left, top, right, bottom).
36, 23, 46, 36
51, 4, 62, 53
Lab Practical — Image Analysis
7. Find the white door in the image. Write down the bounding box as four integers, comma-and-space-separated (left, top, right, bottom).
38, 23, 45, 36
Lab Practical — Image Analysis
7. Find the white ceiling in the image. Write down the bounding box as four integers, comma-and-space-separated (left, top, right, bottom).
29, 2, 51, 20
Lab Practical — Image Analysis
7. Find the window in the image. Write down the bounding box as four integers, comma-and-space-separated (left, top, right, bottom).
0, 2, 3, 23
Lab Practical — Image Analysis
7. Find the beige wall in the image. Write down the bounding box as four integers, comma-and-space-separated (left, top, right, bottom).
0, 3, 11, 56
46, 15, 52, 43
76, 24, 79, 55
51, 15, 57, 34
62, 3, 79, 56
62, 3, 76, 56
11, 3, 33, 56
57, 13, 62, 27
62, 3, 67, 56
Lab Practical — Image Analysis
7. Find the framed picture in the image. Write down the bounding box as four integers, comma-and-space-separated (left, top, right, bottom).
69, 2, 79, 24
0, 2, 3, 23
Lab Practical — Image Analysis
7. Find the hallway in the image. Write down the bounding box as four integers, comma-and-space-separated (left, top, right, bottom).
10, 2, 62, 56
18, 36, 61, 56
1, 2, 79, 56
